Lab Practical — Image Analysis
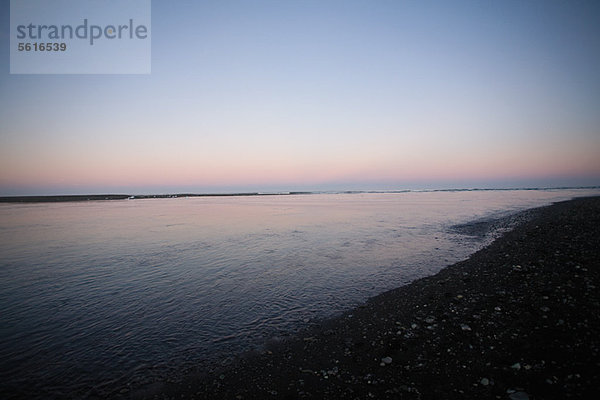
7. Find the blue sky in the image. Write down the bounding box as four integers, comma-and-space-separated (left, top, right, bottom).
1, 0, 599, 195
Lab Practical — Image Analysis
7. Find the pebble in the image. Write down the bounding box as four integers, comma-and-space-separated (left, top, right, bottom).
508, 391, 529, 400
381, 356, 392, 365
480, 378, 489, 386
511, 362, 521, 370
460, 324, 472, 331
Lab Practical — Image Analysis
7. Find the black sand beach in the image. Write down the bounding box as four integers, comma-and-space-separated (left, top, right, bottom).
134, 196, 600, 400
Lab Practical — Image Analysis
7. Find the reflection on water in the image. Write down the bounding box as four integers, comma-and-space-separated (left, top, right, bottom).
0, 189, 598, 398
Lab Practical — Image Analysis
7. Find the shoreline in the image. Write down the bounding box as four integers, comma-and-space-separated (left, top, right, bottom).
0, 193, 284, 203
136, 196, 600, 400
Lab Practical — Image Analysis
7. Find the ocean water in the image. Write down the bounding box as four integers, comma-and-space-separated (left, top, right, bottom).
1, 188, 598, 398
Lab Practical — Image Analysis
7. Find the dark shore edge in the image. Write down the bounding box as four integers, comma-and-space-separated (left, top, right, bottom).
0, 193, 312, 203
127, 196, 600, 400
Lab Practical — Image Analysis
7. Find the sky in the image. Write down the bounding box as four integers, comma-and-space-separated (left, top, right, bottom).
1, 0, 599, 195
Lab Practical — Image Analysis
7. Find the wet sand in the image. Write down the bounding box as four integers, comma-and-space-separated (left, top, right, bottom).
133, 197, 600, 400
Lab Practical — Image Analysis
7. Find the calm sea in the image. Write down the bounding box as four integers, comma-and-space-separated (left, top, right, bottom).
1, 189, 598, 398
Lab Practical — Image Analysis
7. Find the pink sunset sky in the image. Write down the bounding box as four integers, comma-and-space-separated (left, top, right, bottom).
1, 1, 599, 195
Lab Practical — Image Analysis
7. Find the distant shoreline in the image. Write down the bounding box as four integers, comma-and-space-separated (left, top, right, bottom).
0, 192, 313, 203
1, 186, 598, 203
